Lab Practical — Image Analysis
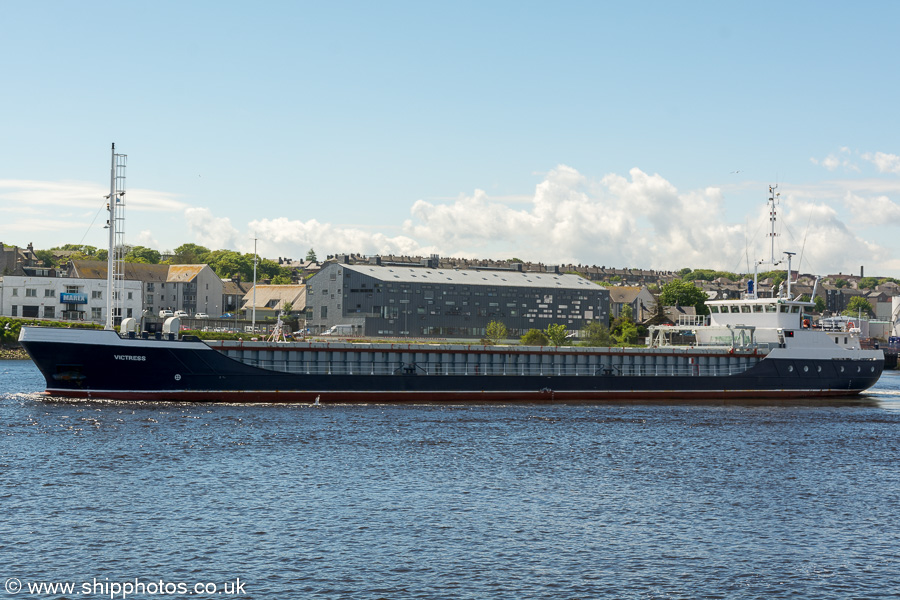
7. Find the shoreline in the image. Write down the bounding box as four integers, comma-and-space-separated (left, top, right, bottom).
0, 347, 29, 360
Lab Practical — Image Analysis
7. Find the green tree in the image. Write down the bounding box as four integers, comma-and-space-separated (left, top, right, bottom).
282, 301, 293, 314
124, 245, 161, 264
616, 322, 640, 346
545, 323, 568, 346
582, 321, 613, 347
858, 277, 879, 290
271, 274, 293, 285
486, 320, 508, 344
614, 321, 639, 345
33, 249, 56, 267
834, 278, 849, 289
169, 243, 210, 264
610, 304, 639, 344
257, 259, 293, 282
205, 249, 253, 281
306, 248, 317, 262
842, 296, 874, 317
814, 296, 826, 313
680, 269, 739, 282
520, 329, 549, 346
52, 244, 101, 262
658, 280, 709, 315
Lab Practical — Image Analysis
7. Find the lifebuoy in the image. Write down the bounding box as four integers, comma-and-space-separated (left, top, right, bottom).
849, 321, 855, 328
803, 319, 810, 328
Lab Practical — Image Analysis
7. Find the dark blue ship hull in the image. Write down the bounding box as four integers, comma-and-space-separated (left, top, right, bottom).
19, 328, 884, 402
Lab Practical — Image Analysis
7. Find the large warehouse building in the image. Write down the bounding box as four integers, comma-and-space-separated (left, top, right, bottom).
305, 261, 610, 339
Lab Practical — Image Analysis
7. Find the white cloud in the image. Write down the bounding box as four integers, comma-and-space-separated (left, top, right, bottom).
246, 216, 428, 259
862, 151, 900, 174
778, 195, 887, 275
0, 179, 187, 212
810, 148, 859, 172
134, 229, 160, 248
175, 165, 891, 275
0, 179, 108, 209
0, 179, 189, 250
400, 165, 746, 270
185, 207, 240, 249
843, 192, 900, 226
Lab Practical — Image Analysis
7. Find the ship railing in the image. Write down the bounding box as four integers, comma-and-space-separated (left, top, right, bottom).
238, 359, 756, 377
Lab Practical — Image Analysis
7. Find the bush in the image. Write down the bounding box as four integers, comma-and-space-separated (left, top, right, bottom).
582, 321, 612, 347
485, 320, 508, 344
1, 317, 102, 347
520, 329, 549, 346
545, 323, 568, 346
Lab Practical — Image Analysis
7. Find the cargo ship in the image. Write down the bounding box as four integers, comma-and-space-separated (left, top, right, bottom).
18, 150, 884, 402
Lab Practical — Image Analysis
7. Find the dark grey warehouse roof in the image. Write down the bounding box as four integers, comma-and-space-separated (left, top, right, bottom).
339, 263, 603, 291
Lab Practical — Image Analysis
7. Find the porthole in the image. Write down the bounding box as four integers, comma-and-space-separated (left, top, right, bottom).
817, 366, 822, 373
803, 365, 809, 373
857, 366, 862, 373
788, 365, 794, 372
871, 366, 875, 373
840, 366, 845, 373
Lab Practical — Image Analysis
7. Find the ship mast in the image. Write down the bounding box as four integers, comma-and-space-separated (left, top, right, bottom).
105, 144, 127, 330
750, 185, 782, 299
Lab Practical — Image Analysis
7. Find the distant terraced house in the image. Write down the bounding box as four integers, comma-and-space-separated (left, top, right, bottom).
68, 261, 225, 318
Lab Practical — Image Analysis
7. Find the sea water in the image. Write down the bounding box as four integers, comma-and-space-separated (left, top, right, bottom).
2, 359, 899, 599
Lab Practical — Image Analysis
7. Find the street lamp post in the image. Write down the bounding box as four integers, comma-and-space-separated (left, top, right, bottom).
251, 236, 258, 332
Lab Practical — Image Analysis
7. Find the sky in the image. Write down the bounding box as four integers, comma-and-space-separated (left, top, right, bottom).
3, 1, 900, 277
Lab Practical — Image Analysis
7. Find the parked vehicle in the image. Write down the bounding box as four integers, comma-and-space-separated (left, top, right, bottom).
158, 310, 174, 318
322, 324, 354, 336
174, 310, 189, 318
194, 313, 209, 319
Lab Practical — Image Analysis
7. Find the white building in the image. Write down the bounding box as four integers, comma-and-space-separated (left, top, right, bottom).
68, 261, 225, 318
0, 275, 142, 324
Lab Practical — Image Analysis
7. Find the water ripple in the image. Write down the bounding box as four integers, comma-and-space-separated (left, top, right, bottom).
3, 360, 900, 598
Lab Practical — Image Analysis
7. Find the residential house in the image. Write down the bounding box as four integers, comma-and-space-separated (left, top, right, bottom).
822, 285, 866, 315
865, 290, 893, 321
0, 243, 40, 276
69, 261, 224, 317
222, 278, 251, 316
241, 284, 306, 320
607, 285, 656, 321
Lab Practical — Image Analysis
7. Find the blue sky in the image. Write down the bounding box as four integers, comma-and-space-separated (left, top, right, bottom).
3, 1, 900, 277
